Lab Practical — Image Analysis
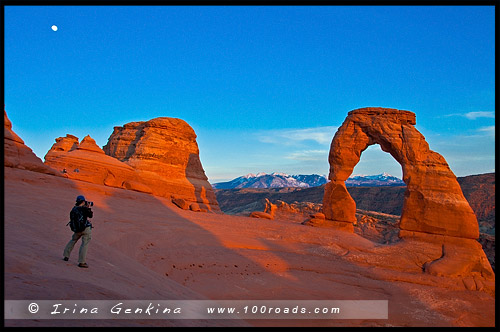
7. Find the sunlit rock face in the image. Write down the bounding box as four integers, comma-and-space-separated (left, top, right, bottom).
323, 107, 478, 239
323, 107, 493, 279
103, 117, 220, 212
44, 135, 151, 193
43, 116, 220, 211
4, 110, 58, 175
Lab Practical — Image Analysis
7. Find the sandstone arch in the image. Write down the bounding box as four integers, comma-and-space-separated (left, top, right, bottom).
323, 107, 479, 239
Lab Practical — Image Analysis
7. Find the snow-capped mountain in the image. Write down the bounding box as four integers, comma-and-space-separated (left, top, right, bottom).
212, 172, 405, 189
345, 172, 405, 187
212, 173, 328, 189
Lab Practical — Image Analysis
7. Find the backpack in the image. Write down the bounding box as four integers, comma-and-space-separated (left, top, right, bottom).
67, 206, 86, 233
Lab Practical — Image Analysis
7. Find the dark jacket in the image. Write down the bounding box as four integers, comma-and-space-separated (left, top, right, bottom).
71, 205, 93, 229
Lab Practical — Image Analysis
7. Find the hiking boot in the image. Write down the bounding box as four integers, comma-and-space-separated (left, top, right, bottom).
78, 263, 89, 268
63, 257, 69, 261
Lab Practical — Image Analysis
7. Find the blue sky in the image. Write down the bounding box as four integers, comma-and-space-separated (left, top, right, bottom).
4, 6, 495, 182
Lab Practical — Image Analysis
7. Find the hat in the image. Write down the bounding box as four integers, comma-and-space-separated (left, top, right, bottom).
76, 195, 86, 203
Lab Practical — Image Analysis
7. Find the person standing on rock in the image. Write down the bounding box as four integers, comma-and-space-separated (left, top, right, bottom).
63, 195, 93, 268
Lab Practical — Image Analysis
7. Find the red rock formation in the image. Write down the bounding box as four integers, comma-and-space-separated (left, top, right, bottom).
457, 173, 495, 233
353, 210, 401, 244
44, 135, 152, 194
103, 117, 220, 212
172, 197, 190, 210
323, 107, 493, 278
4, 110, 58, 175
249, 198, 277, 219
301, 212, 327, 227
324, 107, 478, 239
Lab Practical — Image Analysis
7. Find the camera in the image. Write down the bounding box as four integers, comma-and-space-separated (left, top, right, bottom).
85, 201, 94, 207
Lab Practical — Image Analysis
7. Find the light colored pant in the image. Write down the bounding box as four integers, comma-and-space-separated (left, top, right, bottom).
63, 226, 92, 264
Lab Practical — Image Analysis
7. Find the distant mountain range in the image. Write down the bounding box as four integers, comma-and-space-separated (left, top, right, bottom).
212, 172, 405, 189
212, 173, 327, 189
345, 172, 405, 187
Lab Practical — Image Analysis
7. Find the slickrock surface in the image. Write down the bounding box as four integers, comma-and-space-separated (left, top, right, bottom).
103, 117, 219, 212
4, 167, 495, 327
215, 185, 495, 272
4, 110, 58, 175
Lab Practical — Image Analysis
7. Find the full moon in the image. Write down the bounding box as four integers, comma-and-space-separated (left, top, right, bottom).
51, 25, 58, 31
